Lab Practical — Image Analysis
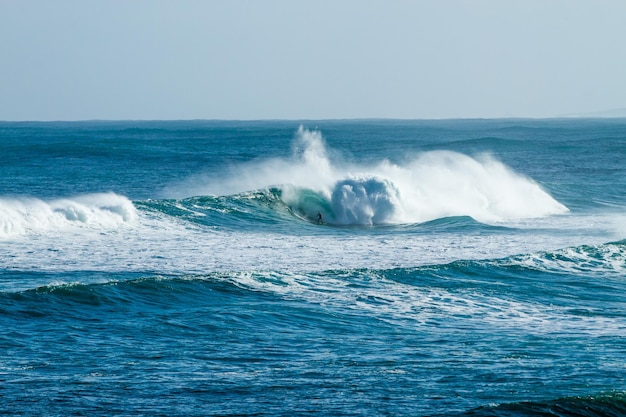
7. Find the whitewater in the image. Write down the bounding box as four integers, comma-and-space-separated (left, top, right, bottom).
1, 119, 625, 416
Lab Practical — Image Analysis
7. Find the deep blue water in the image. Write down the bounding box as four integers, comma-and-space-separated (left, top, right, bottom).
1, 119, 626, 416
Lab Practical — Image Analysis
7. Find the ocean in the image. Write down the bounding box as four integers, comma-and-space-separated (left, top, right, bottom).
0, 119, 625, 416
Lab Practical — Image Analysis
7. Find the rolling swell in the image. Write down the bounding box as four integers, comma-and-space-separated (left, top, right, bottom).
458, 393, 626, 417
0, 274, 247, 317
137, 188, 299, 229
4, 238, 625, 322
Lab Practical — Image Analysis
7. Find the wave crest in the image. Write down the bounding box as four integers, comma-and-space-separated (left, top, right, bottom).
0, 192, 137, 238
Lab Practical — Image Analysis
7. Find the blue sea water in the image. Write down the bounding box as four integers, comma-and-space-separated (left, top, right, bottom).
0, 119, 625, 416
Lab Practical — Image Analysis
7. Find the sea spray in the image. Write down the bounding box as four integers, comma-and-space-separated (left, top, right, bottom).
329, 177, 401, 225
392, 150, 570, 223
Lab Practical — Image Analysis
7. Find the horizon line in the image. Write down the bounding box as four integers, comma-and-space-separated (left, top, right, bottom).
3, 115, 626, 124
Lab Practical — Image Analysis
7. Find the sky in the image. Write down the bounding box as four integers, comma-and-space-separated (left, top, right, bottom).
1, 0, 625, 121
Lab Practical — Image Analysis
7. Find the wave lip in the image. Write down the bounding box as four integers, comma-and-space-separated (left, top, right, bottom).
0, 192, 137, 238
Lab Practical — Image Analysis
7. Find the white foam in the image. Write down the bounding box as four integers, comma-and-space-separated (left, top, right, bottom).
330, 177, 401, 224
213, 268, 626, 337
0, 209, 596, 275
0, 192, 137, 239
391, 151, 569, 223
509, 241, 626, 279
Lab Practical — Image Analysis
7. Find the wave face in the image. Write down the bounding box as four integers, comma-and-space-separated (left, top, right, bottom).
1, 119, 625, 416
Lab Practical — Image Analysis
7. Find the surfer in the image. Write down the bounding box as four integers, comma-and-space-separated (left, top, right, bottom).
316, 212, 323, 225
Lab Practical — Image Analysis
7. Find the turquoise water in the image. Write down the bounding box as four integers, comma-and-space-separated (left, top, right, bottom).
1, 119, 625, 416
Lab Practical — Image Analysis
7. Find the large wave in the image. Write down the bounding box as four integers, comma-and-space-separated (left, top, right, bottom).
177, 126, 569, 225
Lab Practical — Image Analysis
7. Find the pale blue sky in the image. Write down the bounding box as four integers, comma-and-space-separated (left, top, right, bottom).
1, 0, 625, 120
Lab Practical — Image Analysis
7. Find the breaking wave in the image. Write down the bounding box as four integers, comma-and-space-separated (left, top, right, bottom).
0, 192, 136, 238
177, 126, 569, 225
